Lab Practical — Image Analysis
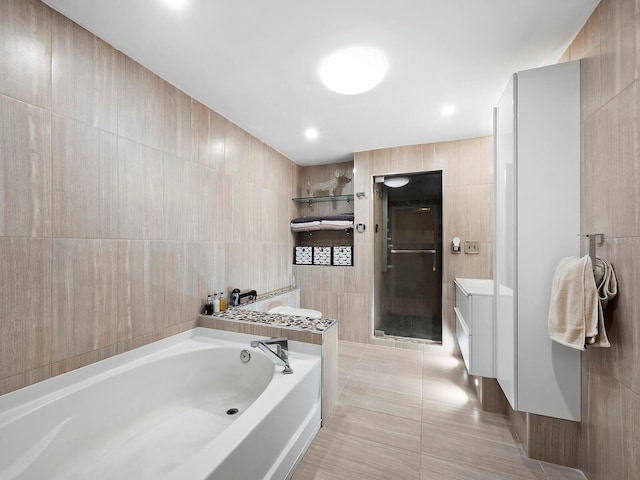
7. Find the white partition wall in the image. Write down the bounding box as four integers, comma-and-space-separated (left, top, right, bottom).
494, 61, 581, 421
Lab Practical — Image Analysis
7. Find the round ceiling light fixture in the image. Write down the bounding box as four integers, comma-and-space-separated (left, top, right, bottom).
164, 0, 187, 9
441, 105, 456, 116
383, 177, 409, 188
304, 128, 319, 140
319, 46, 388, 95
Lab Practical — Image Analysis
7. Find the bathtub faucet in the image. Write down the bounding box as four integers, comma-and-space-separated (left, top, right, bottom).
250, 337, 293, 374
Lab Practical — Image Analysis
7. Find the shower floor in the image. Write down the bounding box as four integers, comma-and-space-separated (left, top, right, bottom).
378, 313, 442, 342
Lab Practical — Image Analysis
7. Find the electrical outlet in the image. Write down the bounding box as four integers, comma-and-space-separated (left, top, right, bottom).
464, 241, 480, 255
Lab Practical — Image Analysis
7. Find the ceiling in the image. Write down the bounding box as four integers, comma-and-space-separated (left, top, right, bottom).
43, 0, 599, 166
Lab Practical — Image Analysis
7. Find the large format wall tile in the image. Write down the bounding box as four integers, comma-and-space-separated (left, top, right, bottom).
163, 83, 192, 160
0, 238, 52, 378
118, 137, 164, 240
225, 121, 253, 182
0, 94, 51, 237
596, 241, 640, 395
192, 100, 225, 171
331, 136, 492, 345
51, 12, 118, 133
52, 114, 118, 238
118, 54, 165, 151
52, 239, 117, 362
0, 1, 296, 395
599, 0, 640, 106
565, 2, 640, 478
582, 81, 640, 238
117, 240, 166, 341
444, 185, 493, 244
162, 153, 199, 241
438, 137, 493, 187
163, 241, 200, 326
197, 241, 228, 299
197, 166, 219, 242
231, 176, 255, 243
340, 293, 372, 344
227, 242, 256, 294
0, 0, 51, 109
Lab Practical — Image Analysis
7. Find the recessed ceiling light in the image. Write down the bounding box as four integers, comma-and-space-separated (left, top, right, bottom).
164, 0, 187, 9
441, 105, 456, 116
319, 46, 387, 95
305, 128, 319, 140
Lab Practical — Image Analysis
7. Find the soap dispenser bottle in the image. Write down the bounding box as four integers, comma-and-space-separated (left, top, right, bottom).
202, 295, 214, 315
213, 293, 220, 313
219, 292, 226, 311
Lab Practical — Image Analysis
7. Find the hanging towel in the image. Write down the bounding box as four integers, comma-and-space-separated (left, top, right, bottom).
585, 257, 617, 347
548, 255, 599, 350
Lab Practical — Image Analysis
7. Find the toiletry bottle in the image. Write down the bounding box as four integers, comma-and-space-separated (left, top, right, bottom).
219, 292, 226, 311
213, 293, 220, 313
202, 295, 213, 315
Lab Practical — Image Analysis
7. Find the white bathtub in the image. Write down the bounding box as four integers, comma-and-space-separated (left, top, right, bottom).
0, 328, 322, 480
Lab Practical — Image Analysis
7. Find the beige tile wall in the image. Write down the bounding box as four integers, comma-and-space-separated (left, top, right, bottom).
560, 0, 640, 477
0, 0, 297, 395
296, 137, 493, 349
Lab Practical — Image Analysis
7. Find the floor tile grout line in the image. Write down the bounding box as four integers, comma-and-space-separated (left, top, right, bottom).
298, 342, 585, 480
335, 343, 367, 400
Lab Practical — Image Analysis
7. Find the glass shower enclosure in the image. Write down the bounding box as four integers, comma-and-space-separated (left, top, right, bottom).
373, 172, 443, 342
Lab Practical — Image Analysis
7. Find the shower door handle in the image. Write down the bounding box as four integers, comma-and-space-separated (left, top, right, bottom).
389, 249, 437, 271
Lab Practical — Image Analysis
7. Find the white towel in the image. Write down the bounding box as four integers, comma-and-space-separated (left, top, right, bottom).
320, 220, 353, 226
548, 255, 599, 350
290, 221, 321, 232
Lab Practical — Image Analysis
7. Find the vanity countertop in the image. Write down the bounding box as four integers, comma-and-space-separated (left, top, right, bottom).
454, 278, 494, 296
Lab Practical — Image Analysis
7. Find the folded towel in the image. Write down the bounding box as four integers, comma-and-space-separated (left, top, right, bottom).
314, 223, 353, 230
290, 221, 321, 231
290, 213, 354, 224
291, 220, 320, 228
291, 224, 353, 232
585, 257, 617, 347
320, 220, 353, 226
593, 256, 617, 309
548, 255, 599, 350
291, 216, 324, 224
322, 213, 354, 221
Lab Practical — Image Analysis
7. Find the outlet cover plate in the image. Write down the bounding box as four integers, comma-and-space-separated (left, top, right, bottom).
464, 241, 480, 254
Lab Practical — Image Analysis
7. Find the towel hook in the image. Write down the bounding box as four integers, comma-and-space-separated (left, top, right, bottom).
584, 233, 604, 269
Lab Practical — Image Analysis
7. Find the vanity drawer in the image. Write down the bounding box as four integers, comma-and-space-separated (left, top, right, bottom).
455, 307, 471, 372
455, 283, 471, 329
454, 278, 495, 378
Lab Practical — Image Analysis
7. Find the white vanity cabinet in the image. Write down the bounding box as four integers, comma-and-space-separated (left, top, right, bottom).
454, 278, 494, 378
494, 60, 581, 421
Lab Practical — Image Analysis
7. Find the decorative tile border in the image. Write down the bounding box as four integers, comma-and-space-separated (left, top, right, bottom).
202, 308, 335, 332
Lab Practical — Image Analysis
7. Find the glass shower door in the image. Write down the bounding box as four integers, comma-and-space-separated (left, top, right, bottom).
375, 172, 442, 342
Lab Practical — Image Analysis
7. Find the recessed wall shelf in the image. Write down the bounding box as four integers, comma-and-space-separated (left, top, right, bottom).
292, 194, 353, 205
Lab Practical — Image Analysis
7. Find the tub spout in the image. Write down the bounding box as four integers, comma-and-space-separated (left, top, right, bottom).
250, 337, 293, 374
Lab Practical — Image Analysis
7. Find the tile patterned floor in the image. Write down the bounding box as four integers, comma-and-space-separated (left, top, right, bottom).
292, 341, 587, 480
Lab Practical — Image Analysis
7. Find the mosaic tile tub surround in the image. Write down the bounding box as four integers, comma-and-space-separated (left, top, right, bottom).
200, 287, 336, 332
208, 308, 335, 331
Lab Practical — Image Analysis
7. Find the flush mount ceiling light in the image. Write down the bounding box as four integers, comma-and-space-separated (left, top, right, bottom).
304, 128, 319, 140
383, 177, 409, 188
441, 105, 456, 116
164, 0, 187, 9
319, 46, 388, 95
